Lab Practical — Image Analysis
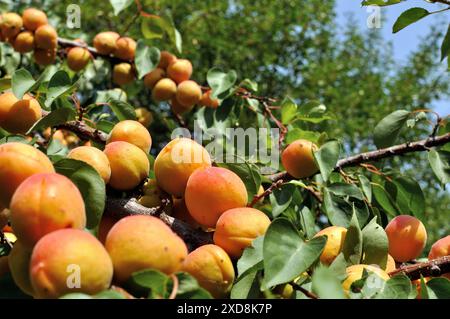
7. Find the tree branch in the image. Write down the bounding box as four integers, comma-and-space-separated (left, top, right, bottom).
389, 256, 450, 281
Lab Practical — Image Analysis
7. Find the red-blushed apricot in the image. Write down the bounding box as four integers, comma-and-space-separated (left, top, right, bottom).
1, 13, 23, 39
22, 8, 48, 31
385, 254, 396, 273
8, 240, 34, 296
138, 179, 170, 208
152, 78, 177, 102
135, 107, 153, 127
0, 142, 55, 207
342, 264, 389, 296
113, 63, 135, 86
428, 235, 450, 279
34, 24, 57, 50
10, 173, 86, 247
185, 167, 248, 228
0, 92, 18, 126
200, 90, 220, 108
105, 215, 188, 283
103, 141, 150, 191
171, 198, 200, 228
170, 97, 194, 115
34, 48, 56, 65
313, 226, 347, 265
385, 215, 427, 262
281, 139, 319, 179
158, 51, 177, 70
176, 80, 202, 108
114, 37, 136, 60
68, 146, 112, 183
13, 31, 35, 53
143, 68, 165, 89
2, 95, 42, 134
98, 215, 119, 245
214, 208, 271, 258
93, 31, 120, 55
30, 229, 113, 299
67, 47, 91, 72
167, 59, 193, 83
181, 244, 235, 298
107, 120, 152, 153
154, 137, 212, 196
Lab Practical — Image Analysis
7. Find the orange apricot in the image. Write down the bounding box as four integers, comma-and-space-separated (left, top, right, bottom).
175, 80, 202, 108
34, 24, 57, 50
22, 8, 48, 31
68, 146, 112, 183
2, 95, 42, 134
67, 47, 91, 71
1, 13, 23, 39
152, 78, 177, 102
171, 198, 200, 228
313, 226, 347, 265
33, 48, 56, 65
143, 68, 165, 89
8, 240, 34, 296
200, 90, 220, 108
135, 107, 153, 127
107, 120, 152, 153
158, 51, 177, 70
12, 31, 35, 53
281, 139, 319, 179
167, 59, 193, 83
170, 96, 194, 115
428, 235, 450, 279
0, 92, 19, 126
342, 264, 389, 296
113, 63, 135, 86
114, 37, 136, 60
93, 31, 119, 55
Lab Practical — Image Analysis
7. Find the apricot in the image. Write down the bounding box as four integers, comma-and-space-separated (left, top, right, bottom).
103, 141, 150, 191
107, 120, 152, 153
13, 31, 35, 53
342, 264, 389, 296
114, 37, 136, 61
171, 198, 200, 228
105, 215, 188, 283
135, 107, 153, 127
154, 137, 212, 196
22, 8, 48, 31
200, 90, 220, 108
152, 78, 177, 102
176, 80, 202, 108
143, 68, 165, 89
93, 31, 120, 55
34, 48, 56, 65
67, 47, 91, 72
428, 235, 450, 279
30, 229, 113, 299
214, 207, 271, 258
138, 179, 169, 208
68, 146, 111, 183
281, 139, 319, 179
158, 51, 177, 70
1, 13, 23, 39
413, 277, 430, 299
0, 142, 55, 207
2, 96, 42, 134
113, 63, 135, 86
385, 215, 427, 262
8, 240, 34, 296
97, 215, 119, 244
313, 226, 347, 265
34, 24, 57, 50
181, 244, 235, 298
0, 92, 18, 126
385, 254, 396, 273
167, 59, 193, 83
170, 96, 194, 115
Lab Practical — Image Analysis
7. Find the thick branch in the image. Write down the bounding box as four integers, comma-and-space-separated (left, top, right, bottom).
389, 256, 450, 281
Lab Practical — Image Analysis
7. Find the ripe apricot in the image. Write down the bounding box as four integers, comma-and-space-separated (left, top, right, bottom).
181, 244, 235, 298
107, 120, 152, 153
114, 37, 136, 61
167, 59, 193, 83
93, 31, 119, 55
143, 68, 165, 89
113, 63, 135, 86
68, 146, 112, 183
0, 92, 19, 126
138, 179, 169, 208
2, 95, 42, 134
13, 31, 35, 53
158, 51, 177, 69
154, 137, 212, 196
34, 24, 57, 50
1, 13, 23, 39
428, 235, 450, 279
135, 107, 153, 127
176, 80, 202, 108
152, 78, 177, 102
8, 240, 34, 296
103, 141, 150, 191
10, 173, 86, 247
34, 48, 56, 65
30, 229, 113, 299
200, 90, 220, 108
22, 8, 48, 31
342, 264, 389, 296
0, 142, 55, 207
170, 97, 194, 115
214, 207, 271, 258
385, 215, 427, 262
105, 215, 188, 283
313, 226, 347, 265
171, 198, 200, 228
185, 167, 248, 228
281, 139, 319, 179
67, 47, 91, 71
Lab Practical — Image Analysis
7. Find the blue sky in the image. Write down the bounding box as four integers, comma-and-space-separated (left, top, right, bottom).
335, 0, 449, 115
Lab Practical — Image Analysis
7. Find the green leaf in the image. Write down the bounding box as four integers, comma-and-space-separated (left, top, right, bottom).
390, 176, 425, 219
428, 150, 450, 186
373, 110, 410, 148
372, 180, 399, 217
60, 290, 126, 299
358, 175, 372, 202
174, 272, 213, 299
269, 184, 295, 218
27, 107, 76, 134
0, 77, 11, 91
361, 0, 403, 6
109, 0, 133, 16
0, 242, 11, 257
141, 13, 182, 53
237, 236, 264, 277
342, 210, 363, 265
327, 183, 364, 200
127, 269, 169, 299
419, 276, 430, 299
393, 8, 429, 33
54, 159, 106, 229
361, 217, 388, 268
298, 206, 316, 240
285, 128, 321, 144
426, 277, 450, 299
441, 24, 450, 61
313, 140, 340, 182
12, 69, 36, 99
281, 97, 297, 124
263, 218, 326, 288
376, 274, 415, 299
323, 189, 369, 227
135, 41, 160, 79
311, 266, 346, 299
207, 67, 237, 100
45, 70, 76, 109
230, 266, 261, 299
109, 100, 137, 121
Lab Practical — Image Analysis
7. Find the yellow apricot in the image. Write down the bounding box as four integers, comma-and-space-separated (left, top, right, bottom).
8, 240, 34, 296
13, 31, 35, 53
34, 24, 57, 50
2, 96, 42, 134
22, 8, 48, 31
33, 48, 56, 65
113, 63, 135, 86
1, 13, 23, 40
67, 47, 91, 72
428, 235, 450, 279
0, 92, 19, 126
152, 78, 177, 102
114, 37, 136, 60
281, 139, 319, 179
93, 31, 120, 55
313, 226, 347, 265
182, 244, 235, 298
158, 51, 177, 70
167, 59, 193, 83
342, 264, 389, 296
175, 80, 202, 108
68, 146, 111, 183
135, 107, 153, 127
107, 120, 152, 153
143, 68, 165, 89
